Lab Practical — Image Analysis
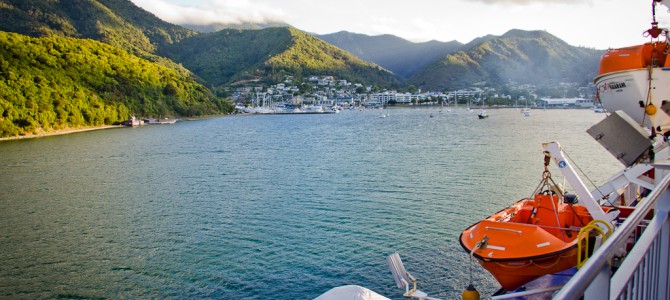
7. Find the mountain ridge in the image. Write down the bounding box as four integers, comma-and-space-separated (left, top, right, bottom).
407, 29, 603, 90
317, 31, 463, 79
160, 27, 399, 88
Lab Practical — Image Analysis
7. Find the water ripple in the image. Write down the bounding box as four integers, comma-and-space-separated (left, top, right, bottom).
0, 109, 621, 299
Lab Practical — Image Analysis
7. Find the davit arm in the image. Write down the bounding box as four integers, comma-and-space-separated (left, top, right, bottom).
542, 142, 619, 225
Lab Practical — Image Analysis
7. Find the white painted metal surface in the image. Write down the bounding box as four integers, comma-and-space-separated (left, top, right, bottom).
552, 168, 670, 299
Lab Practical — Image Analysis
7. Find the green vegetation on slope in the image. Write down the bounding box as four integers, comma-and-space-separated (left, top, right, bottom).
161, 27, 294, 86
408, 30, 603, 90
0, 0, 196, 57
268, 28, 398, 86
162, 27, 399, 88
0, 31, 232, 137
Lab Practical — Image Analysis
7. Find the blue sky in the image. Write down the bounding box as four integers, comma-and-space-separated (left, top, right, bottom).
130, 0, 670, 49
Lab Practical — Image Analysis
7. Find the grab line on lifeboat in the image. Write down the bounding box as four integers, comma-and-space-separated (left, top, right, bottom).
485, 226, 522, 236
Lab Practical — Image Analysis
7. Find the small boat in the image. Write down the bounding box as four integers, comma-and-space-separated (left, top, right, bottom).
522, 107, 532, 116
144, 117, 177, 125
459, 143, 618, 291
460, 194, 612, 291
157, 118, 177, 124
477, 110, 489, 119
122, 116, 144, 127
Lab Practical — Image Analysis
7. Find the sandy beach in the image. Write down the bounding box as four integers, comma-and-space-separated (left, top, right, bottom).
0, 125, 124, 142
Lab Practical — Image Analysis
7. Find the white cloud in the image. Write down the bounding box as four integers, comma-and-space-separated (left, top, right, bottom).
131, 0, 285, 25
128, 0, 670, 49
465, 0, 587, 4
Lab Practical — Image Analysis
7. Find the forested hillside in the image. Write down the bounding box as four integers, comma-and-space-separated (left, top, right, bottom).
408, 30, 603, 90
0, 0, 196, 56
0, 31, 231, 137
162, 27, 399, 88
182, 21, 289, 33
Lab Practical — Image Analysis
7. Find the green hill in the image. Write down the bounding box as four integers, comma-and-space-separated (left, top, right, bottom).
182, 21, 290, 33
162, 27, 399, 87
408, 30, 603, 90
0, 31, 230, 137
0, 0, 196, 56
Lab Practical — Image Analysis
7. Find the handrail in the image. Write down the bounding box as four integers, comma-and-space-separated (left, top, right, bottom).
552, 169, 670, 299
576, 220, 612, 269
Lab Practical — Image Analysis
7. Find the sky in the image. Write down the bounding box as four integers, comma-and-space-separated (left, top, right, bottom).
129, 0, 670, 50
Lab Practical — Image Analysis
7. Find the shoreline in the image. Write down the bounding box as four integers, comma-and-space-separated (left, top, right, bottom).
0, 125, 124, 142
0, 113, 238, 142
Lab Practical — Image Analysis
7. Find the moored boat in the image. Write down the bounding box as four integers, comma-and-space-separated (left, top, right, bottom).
122, 116, 143, 127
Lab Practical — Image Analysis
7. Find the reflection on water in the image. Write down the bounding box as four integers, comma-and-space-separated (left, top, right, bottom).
0, 108, 621, 299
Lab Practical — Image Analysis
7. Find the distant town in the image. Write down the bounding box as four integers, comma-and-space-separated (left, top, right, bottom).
230, 75, 597, 113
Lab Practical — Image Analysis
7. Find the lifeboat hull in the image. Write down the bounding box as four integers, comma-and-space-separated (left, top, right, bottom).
460, 220, 580, 291
594, 43, 670, 131
460, 196, 595, 291
475, 244, 578, 291
594, 69, 670, 128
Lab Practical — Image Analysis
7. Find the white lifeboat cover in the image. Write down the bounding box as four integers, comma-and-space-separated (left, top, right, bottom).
314, 285, 390, 300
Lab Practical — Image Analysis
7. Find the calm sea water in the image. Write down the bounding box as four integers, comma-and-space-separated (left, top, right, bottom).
0, 108, 622, 299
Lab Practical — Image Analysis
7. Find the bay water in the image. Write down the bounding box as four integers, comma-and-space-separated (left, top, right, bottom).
0, 108, 622, 299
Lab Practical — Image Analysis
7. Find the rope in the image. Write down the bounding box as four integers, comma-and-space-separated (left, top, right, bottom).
469, 236, 488, 285
642, 65, 654, 128
561, 146, 615, 207
538, 150, 591, 228
493, 253, 573, 269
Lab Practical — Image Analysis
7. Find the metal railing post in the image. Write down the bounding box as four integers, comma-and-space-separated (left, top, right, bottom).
584, 264, 610, 300
655, 188, 670, 300
553, 171, 670, 300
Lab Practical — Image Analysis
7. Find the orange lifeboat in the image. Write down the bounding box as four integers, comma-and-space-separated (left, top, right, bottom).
594, 41, 670, 133
459, 193, 612, 291
597, 43, 670, 76
593, 9, 670, 133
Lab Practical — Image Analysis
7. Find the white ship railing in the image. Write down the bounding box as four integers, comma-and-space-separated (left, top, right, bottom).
553, 166, 670, 299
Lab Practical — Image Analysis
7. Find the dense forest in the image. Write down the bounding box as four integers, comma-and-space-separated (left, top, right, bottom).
267, 28, 398, 87
161, 27, 399, 88
0, 31, 232, 137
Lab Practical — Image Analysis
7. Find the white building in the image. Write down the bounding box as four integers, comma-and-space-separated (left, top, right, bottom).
538, 97, 594, 108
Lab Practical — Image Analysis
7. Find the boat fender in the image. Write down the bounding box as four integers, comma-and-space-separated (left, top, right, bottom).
461, 284, 480, 300
646, 104, 658, 116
